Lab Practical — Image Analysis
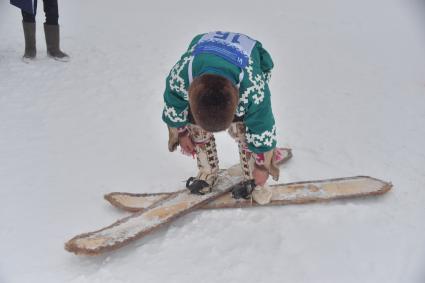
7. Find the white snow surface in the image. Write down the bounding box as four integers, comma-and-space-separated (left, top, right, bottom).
1, 0, 425, 282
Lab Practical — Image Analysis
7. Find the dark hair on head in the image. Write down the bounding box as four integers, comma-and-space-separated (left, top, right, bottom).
189, 74, 239, 132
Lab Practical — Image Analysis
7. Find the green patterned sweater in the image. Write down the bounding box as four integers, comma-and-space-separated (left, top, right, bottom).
162, 32, 277, 154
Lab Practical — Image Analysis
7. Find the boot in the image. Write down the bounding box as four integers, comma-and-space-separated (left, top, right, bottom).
228, 122, 273, 204
44, 23, 69, 62
228, 122, 255, 180
231, 179, 256, 199
186, 125, 219, 195
228, 122, 257, 199
252, 185, 273, 205
22, 21, 36, 62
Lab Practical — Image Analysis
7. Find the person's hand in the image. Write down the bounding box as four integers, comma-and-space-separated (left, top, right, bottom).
179, 134, 195, 155
253, 166, 269, 186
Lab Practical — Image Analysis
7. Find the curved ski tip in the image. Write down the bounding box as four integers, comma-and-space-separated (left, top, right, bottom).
275, 147, 293, 165
65, 236, 85, 255
354, 175, 393, 191
65, 237, 104, 256
104, 192, 125, 200
104, 192, 124, 202
381, 181, 393, 193
352, 175, 393, 195
65, 239, 83, 256
284, 147, 293, 158
104, 193, 118, 207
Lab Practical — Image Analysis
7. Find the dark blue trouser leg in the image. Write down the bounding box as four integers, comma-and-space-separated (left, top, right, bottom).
22, 10, 36, 22
43, 0, 59, 25
21, 0, 59, 25
21, 0, 37, 23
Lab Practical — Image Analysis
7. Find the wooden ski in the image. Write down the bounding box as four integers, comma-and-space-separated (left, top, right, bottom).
105, 176, 392, 212
65, 170, 243, 256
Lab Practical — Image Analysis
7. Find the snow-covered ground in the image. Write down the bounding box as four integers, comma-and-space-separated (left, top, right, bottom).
1, 0, 425, 282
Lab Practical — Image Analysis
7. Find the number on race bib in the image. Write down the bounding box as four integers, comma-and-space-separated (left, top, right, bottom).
213, 32, 241, 44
